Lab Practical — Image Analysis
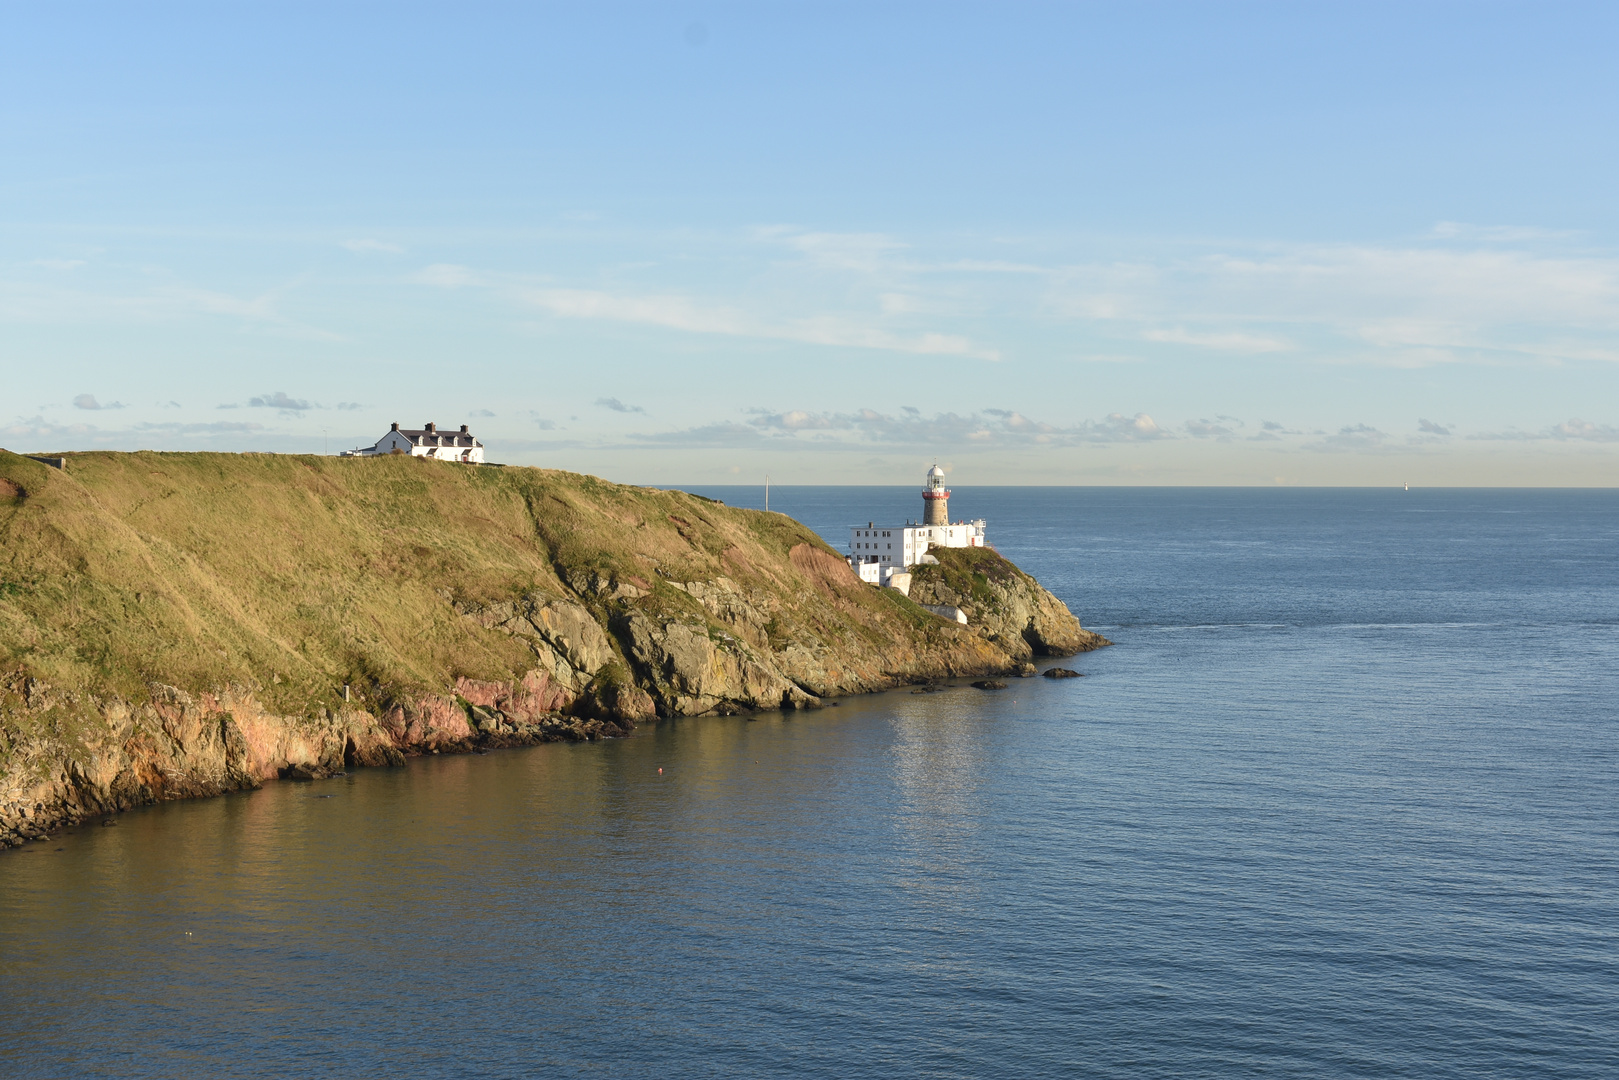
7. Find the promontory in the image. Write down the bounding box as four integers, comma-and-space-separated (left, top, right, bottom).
0, 450, 1107, 845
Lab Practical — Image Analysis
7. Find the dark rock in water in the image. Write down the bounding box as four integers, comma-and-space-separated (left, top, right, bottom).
972, 679, 1008, 690
1042, 667, 1083, 679
280, 763, 324, 781
102, 820, 117, 827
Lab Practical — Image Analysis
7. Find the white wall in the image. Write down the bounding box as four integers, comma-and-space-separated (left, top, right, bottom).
346, 430, 485, 462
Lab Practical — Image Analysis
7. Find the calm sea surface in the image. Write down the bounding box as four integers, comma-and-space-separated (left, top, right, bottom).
2, 487, 1616, 1078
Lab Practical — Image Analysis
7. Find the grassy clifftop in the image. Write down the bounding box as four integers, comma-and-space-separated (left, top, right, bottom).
0, 449, 961, 716
0, 450, 1104, 842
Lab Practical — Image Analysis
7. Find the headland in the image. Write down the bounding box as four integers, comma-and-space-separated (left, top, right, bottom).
0, 450, 1108, 846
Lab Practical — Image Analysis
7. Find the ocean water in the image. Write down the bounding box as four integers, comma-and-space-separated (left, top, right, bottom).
2, 487, 1616, 1078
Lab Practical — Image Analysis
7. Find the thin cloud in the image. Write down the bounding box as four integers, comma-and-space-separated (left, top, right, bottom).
1428, 222, 1580, 243
596, 397, 645, 414
1469, 417, 1619, 442
134, 421, 267, 435
249, 392, 311, 413
628, 407, 1174, 449
1249, 420, 1301, 442
758, 228, 908, 274
1, 272, 341, 341
1417, 418, 1452, 435
1143, 327, 1292, 353
1082, 412, 1170, 442
414, 263, 478, 288
1304, 424, 1390, 452
1185, 418, 1238, 439
629, 422, 764, 449
1053, 241, 1619, 369
759, 226, 1046, 277
73, 394, 125, 410
1467, 429, 1537, 441
1551, 417, 1619, 442
0, 415, 266, 448
1, 415, 96, 440
342, 239, 405, 254
525, 287, 1000, 361
935, 259, 1048, 275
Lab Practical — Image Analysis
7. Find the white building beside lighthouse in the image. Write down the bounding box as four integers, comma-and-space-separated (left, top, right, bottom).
848, 465, 987, 585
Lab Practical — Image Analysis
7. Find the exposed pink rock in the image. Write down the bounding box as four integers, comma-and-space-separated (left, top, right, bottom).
402, 695, 473, 748
507, 669, 576, 718
454, 677, 507, 709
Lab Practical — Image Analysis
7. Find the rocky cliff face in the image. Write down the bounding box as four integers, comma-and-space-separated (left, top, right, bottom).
0, 450, 1107, 847
904, 547, 1113, 660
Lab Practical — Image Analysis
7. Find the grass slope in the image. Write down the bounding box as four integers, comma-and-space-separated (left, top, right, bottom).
0, 450, 974, 743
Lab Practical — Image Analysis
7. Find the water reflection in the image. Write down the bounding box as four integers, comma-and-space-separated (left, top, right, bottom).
883, 690, 994, 906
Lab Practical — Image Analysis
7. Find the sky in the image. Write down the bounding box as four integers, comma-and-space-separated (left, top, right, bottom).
4, 1, 1619, 485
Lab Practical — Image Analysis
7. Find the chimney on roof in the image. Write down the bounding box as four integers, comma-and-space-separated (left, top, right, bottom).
426, 422, 436, 433
391, 422, 399, 431
460, 424, 468, 433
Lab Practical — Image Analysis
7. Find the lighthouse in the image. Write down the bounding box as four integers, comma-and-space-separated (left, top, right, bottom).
922, 463, 950, 525
845, 465, 986, 586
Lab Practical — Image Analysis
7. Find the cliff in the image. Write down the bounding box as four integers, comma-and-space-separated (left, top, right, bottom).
0, 450, 1108, 846
905, 547, 1112, 659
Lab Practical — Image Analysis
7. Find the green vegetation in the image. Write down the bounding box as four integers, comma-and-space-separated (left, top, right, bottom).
1, 450, 1103, 841
908, 546, 1026, 608
0, 450, 943, 726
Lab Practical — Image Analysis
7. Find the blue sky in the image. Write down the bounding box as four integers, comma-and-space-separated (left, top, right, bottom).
4, 2, 1619, 484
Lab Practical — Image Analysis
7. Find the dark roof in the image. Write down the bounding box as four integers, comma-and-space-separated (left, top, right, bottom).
395, 430, 481, 447
386, 423, 481, 448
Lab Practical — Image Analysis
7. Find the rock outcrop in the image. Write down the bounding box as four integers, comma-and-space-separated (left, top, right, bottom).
0, 449, 1108, 846
905, 547, 1113, 659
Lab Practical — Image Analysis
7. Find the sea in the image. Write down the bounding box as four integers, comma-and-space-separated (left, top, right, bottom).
1, 487, 1615, 1079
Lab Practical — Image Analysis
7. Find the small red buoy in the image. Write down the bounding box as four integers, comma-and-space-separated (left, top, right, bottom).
658, 767, 663, 774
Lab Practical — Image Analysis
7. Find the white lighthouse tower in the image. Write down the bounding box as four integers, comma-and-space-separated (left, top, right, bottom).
922, 463, 950, 525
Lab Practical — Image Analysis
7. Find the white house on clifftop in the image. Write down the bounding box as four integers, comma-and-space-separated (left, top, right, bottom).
342, 422, 485, 463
